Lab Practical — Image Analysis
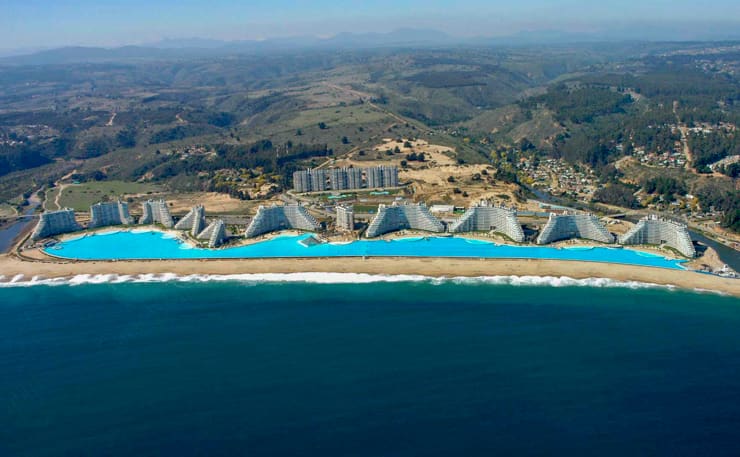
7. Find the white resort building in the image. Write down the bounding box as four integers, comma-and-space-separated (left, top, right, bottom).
195, 219, 228, 248
293, 166, 398, 192
245, 204, 321, 238
140, 199, 174, 228
336, 205, 355, 231
448, 201, 525, 242
89, 201, 134, 228
536, 212, 615, 244
31, 208, 80, 240
174, 205, 207, 236
618, 215, 696, 257
365, 165, 399, 189
365, 202, 444, 238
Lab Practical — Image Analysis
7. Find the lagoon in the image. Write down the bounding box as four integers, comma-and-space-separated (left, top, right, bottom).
45, 229, 689, 270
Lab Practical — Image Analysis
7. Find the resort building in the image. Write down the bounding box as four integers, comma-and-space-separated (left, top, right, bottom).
449, 202, 525, 242
346, 167, 363, 190
336, 205, 355, 231
139, 199, 174, 228
196, 219, 227, 248
89, 201, 134, 228
366, 165, 399, 189
174, 205, 207, 236
309, 169, 327, 192
293, 170, 312, 193
31, 208, 80, 240
245, 204, 321, 238
293, 166, 398, 192
536, 212, 615, 245
618, 215, 696, 257
365, 202, 444, 238
329, 168, 348, 190
292, 169, 325, 192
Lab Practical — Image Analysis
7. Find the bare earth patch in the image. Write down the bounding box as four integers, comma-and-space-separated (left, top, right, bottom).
162, 192, 255, 215
329, 138, 522, 206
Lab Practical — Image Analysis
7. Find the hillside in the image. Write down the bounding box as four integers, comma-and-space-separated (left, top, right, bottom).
0, 42, 738, 236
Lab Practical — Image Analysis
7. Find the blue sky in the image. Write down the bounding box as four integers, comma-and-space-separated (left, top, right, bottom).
3, 0, 740, 49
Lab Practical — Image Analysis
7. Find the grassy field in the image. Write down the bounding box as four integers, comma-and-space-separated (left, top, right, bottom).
43, 186, 61, 211
0, 203, 17, 217
285, 105, 389, 130
57, 181, 164, 211
353, 204, 379, 213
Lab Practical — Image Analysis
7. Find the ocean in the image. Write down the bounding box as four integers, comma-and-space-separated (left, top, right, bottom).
1, 277, 740, 456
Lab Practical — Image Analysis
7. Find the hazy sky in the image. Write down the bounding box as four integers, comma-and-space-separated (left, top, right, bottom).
3, 0, 740, 48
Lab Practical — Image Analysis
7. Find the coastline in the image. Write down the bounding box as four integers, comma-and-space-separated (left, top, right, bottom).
1, 254, 738, 296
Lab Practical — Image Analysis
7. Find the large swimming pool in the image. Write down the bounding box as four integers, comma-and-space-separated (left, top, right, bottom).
44, 230, 689, 270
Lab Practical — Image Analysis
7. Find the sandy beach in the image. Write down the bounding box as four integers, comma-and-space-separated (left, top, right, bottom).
1, 253, 738, 296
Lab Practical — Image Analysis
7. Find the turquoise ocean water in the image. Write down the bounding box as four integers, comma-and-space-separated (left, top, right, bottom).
45, 230, 688, 269
1, 279, 739, 456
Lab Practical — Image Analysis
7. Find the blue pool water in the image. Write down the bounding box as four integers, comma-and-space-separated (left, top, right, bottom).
45, 230, 689, 269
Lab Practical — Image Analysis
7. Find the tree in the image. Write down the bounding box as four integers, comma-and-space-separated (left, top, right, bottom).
518, 137, 535, 151
341, 136, 349, 144
722, 208, 740, 233
593, 183, 639, 208
207, 112, 236, 128
720, 162, 740, 178
76, 137, 111, 159
296, 129, 303, 136
318, 122, 327, 130
116, 128, 137, 148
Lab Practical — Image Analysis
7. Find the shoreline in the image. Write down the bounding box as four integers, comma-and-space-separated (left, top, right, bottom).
1, 254, 738, 296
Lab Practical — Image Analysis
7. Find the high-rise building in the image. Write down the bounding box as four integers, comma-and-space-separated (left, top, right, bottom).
174, 205, 207, 236
365, 165, 398, 189
196, 219, 228, 248
292, 170, 312, 193
618, 215, 695, 257
536, 213, 614, 244
346, 167, 363, 190
336, 205, 354, 231
365, 202, 444, 238
309, 169, 327, 192
293, 166, 398, 192
365, 166, 380, 189
329, 168, 348, 190
382, 165, 399, 188
449, 201, 525, 242
31, 208, 80, 240
139, 199, 174, 228
245, 204, 321, 238
89, 201, 134, 228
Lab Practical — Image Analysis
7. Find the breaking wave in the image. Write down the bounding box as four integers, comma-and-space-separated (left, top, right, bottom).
0, 272, 716, 294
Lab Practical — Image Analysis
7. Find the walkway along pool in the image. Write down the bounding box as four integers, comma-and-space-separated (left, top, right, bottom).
44, 230, 690, 270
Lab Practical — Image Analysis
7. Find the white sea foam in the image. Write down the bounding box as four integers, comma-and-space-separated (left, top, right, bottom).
0, 271, 721, 295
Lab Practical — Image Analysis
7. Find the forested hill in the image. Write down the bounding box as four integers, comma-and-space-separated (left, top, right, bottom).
0, 42, 738, 232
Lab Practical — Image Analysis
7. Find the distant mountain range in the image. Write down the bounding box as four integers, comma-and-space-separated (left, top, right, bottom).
2, 27, 740, 65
